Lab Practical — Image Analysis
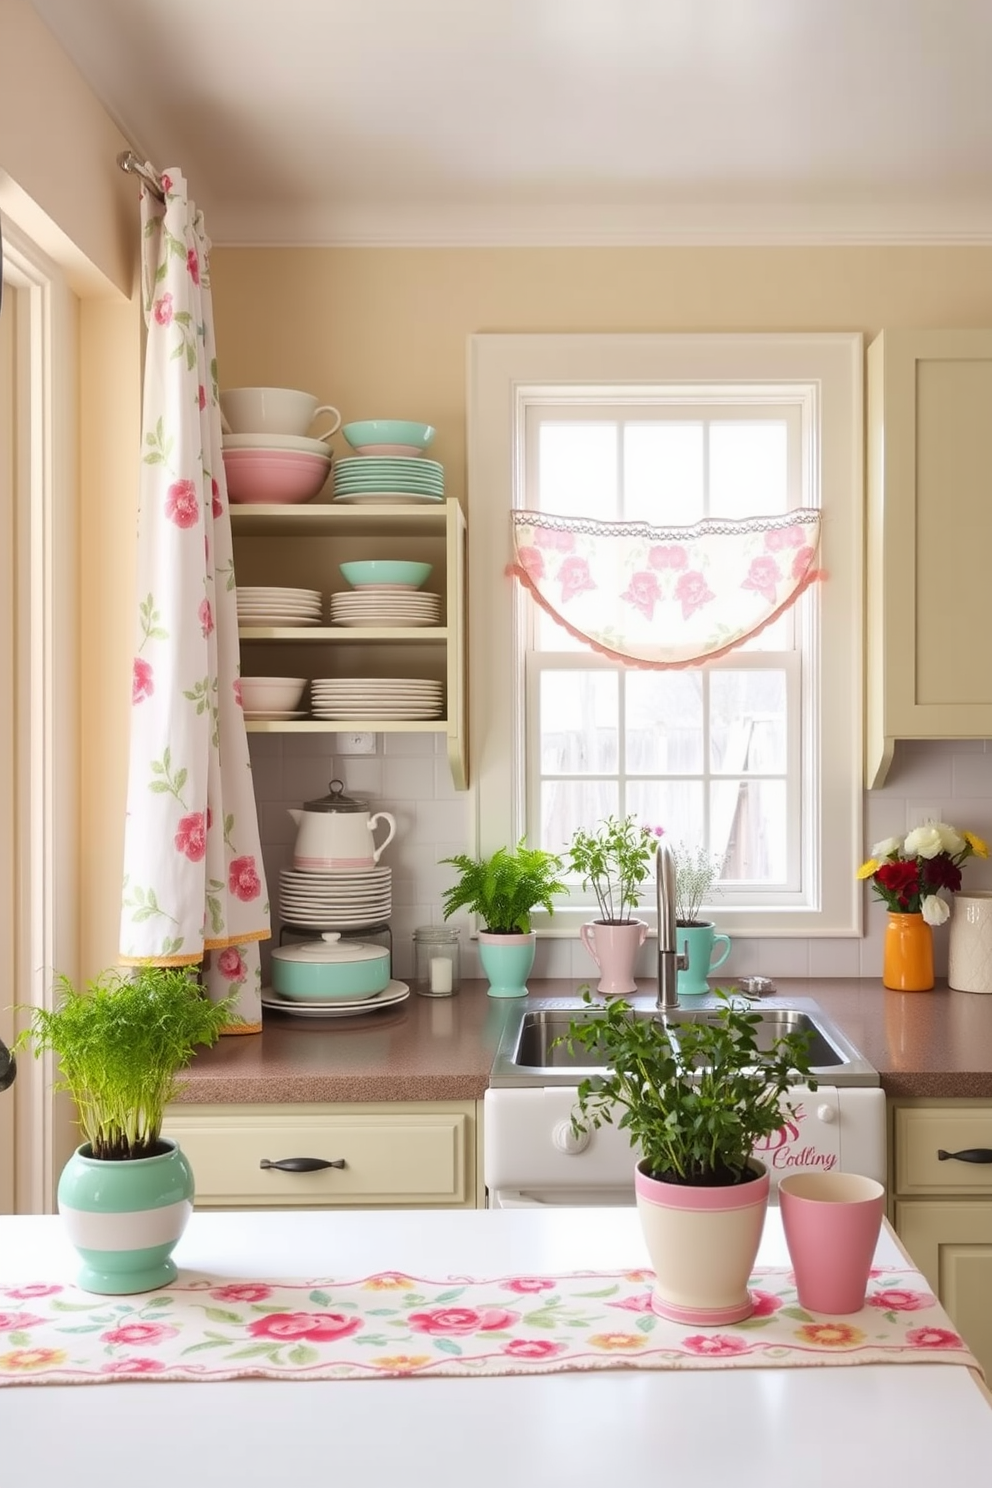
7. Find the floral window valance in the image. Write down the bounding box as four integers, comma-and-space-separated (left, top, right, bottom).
508, 508, 823, 669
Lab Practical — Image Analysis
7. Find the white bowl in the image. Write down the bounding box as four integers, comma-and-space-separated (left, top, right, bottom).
223, 432, 336, 456
240, 676, 307, 712
220, 387, 342, 439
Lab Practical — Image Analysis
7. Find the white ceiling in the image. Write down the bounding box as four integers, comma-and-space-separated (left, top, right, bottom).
28, 0, 992, 246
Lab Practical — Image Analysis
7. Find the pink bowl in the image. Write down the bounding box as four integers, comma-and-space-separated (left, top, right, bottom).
223, 449, 332, 505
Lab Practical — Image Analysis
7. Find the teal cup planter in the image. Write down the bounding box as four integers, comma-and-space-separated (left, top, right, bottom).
478, 931, 536, 998
57, 1138, 194, 1295
676, 921, 732, 997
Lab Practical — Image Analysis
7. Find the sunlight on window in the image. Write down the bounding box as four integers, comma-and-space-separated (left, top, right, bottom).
624, 423, 704, 523
539, 672, 617, 774
710, 422, 788, 518
538, 423, 617, 519
625, 671, 704, 773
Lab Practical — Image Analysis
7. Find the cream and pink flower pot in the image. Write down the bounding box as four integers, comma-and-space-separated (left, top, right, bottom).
579, 919, 648, 996
634, 1157, 770, 1324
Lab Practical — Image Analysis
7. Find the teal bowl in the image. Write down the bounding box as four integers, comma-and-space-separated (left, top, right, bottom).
339, 560, 432, 590
270, 935, 390, 1002
341, 420, 435, 456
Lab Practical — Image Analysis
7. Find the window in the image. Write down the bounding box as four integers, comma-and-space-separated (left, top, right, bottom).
468, 334, 863, 939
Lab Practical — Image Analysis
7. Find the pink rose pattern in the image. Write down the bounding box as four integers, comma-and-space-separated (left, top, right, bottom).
514, 516, 820, 658
0, 1268, 975, 1383
121, 174, 268, 969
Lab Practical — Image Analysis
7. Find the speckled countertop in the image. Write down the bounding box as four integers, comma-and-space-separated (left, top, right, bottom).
173, 977, 992, 1105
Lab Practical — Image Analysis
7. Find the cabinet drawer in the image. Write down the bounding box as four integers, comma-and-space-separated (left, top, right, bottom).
163, 1104, 473, 1208
894, 1106, 992, 1195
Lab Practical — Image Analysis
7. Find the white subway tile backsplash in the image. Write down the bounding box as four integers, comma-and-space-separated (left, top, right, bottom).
252, 736, 992, 982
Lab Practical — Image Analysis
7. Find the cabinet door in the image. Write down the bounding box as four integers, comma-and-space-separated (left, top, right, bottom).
895, 1199, 992, 1381
866, 330, 992, 785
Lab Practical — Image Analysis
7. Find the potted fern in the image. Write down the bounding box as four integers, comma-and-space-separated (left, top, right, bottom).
14, 965, 234, 1294
563, 989, 816, 1323
440, 840, 566, 997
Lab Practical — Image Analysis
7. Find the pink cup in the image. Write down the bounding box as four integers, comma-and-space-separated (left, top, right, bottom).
778, 1171, 885, 1314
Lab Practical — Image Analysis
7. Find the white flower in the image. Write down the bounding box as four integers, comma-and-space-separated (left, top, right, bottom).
921, 894, 950, 926
905, 823, 964, 860
871, 836, 903, 860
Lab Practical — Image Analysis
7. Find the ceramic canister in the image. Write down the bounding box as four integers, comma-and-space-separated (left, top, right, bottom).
948, 892, 992, 994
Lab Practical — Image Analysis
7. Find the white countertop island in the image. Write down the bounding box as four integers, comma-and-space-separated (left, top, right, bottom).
2, 1206, 990, 1488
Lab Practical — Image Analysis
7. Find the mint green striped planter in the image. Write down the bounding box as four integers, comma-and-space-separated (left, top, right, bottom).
478, 931, 536, 998
58, 1139, 194, 1295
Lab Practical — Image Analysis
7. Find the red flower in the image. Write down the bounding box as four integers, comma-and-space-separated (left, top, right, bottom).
199, 598, 214, 637
210, 1283, 272, 1302
921, 856, 962, 893
0, 1312, 43, 1331
517, 545, 544, 579
187, 248, 200, 284
742, 554, 781, 605
905, 1326, 964, 1349
868, 1288, 935, 1312
229, 855, 262, 902
557, 555, 595, 603
132, 657, 154, 704
165, 478, 199, 529
765, 524, 806, 551
502, 1338, 565, 1359
648, 544, 689, 570
501, 1277, 555, 1294
608, 1291, 655, 1313
621, 570, 662, 620
674, 570, 715, 620
101, 1357, 167, 1375
875, 860, 920, 909
100, 1322, 178, 1346
535, 526, 575, 552
152, 292, 174, 326
211, 477, 223, 518
217, 946, 247, 982
3, 1285, 62, 1300
198, 384, 207, 410
247, 1311, 362, 1343
408, 1306, 519, 1335
682, 1333, 749, 1356
749, 1289, 784, 1318
175, 812, 207, 862
792, 545, 815, 580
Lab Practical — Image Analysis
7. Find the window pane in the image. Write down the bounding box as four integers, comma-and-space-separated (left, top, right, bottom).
538, 423, 617, 519
628, 781, 704, 854
709, 421, 788, 519
709, 670, 787, 774
625, 671, 704, 773
543, 780, 619, 867
539, 671, 618, 773
624, 423, 704, 524
713, 779, 787, 882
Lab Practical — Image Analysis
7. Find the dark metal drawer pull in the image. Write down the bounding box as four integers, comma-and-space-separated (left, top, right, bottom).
260, 1157, 347, 1173
937, 1148, 992, 1165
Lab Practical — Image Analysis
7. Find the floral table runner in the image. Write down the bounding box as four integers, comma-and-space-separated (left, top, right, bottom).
0, 1265, 978, 1385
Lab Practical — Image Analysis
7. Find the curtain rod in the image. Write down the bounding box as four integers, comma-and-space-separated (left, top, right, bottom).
117, 150, 165, 202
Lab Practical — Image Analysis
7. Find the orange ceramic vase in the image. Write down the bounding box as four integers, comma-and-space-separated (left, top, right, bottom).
883, 912, 934, 992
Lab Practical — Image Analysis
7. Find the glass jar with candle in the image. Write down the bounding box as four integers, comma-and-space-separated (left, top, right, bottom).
413, 926, 461, 998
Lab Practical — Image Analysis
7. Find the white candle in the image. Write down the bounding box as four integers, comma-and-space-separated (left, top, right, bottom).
429, 956, 453, 994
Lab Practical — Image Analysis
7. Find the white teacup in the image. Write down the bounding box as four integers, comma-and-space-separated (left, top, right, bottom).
220, 387, 342, 442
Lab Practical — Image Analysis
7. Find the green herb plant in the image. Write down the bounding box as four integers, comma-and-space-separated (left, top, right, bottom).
563, 989, 816, 1186
14, 966, 235, 1160
567, 815, 662, 924
440, 840, 567, 934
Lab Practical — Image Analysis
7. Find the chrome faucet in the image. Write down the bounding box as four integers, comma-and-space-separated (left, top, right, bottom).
656, 840, 688, 1012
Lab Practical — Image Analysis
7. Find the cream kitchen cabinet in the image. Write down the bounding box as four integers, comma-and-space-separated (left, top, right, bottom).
866, 330, 992, 786
163, 1099, 482, 1209
891, 1099, 992, 1380
231, 498, 467, 788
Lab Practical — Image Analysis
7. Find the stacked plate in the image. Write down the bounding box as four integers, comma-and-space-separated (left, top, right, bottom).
333, 456, 444, 505
329, 590, 441, 627
237, 586, 323, 627
279, 866, 392, 930
310, 678, 445, 721
262, 981, 410, 1020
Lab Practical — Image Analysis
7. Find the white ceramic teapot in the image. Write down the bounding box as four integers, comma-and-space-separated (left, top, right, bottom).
288, 780, 397, 872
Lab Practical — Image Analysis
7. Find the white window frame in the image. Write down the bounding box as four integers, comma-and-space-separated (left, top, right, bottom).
467, 333, 863, 939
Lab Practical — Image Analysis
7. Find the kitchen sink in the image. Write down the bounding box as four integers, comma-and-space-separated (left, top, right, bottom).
489, 994, 880, 1088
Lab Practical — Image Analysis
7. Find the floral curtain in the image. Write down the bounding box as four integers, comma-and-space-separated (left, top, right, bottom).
118, 167, 269, 1033
508, 508, 822, 668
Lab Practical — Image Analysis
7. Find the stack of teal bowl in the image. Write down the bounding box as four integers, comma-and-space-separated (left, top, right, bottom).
333, 420, 443, 505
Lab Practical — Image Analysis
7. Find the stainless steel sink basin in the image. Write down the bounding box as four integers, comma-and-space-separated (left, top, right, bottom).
489, 994, 880, 1088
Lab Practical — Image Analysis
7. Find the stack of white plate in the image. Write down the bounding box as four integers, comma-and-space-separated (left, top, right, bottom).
310, 678, 445, 721
329, 590, 441, 627
278, 866, 392, 929
333, 456, 444, 505
237, 586, 323, 627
